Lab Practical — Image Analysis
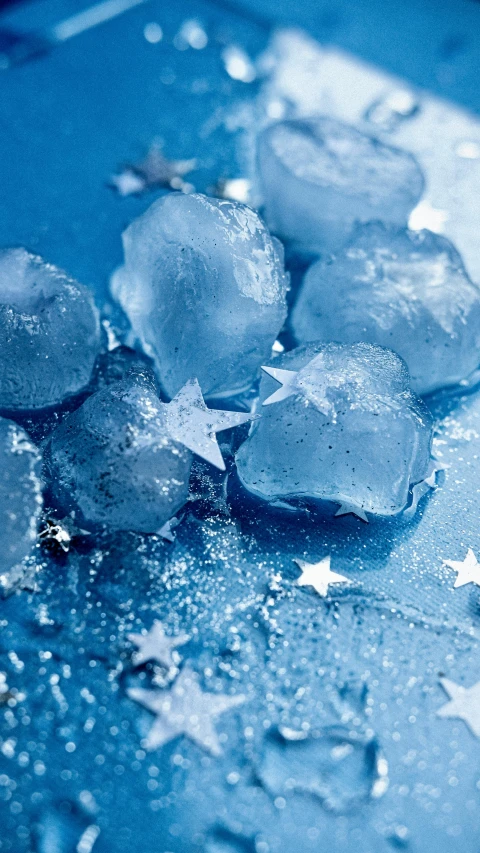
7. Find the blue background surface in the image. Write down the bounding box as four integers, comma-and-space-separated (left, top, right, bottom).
1, 1, 480, 852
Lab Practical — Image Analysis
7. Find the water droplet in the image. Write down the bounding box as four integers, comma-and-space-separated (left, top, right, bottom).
258, 725, 388, 813
364, 90, 419, 132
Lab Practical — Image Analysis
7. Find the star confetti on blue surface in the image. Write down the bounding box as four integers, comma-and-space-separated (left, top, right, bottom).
437, 678, 480, 737
128, 621, 190, 669
443, 548, 480, 588
127, 666, 246, 754
334, 502, 369, 522
293, 555, 352, 598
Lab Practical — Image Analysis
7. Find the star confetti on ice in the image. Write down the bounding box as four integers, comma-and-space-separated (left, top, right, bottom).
261, 365, 298, 406
293, 555, 352, 598
437, 677, 480, 737
127, 666, 245, 754
166, 379, 252, 471
335, 502, 369, 523
443, 548, 480, 589
110, 144, 197, 197
128, 621, 190, 669
157, 515, 182, 543
108, 169, 146, 197
38, 515, 90, 554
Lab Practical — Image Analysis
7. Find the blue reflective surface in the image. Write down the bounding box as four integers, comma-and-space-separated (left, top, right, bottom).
1, 1, 480, 851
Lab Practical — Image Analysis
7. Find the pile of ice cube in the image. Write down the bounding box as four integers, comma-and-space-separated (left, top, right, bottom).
2, 112, 480, 572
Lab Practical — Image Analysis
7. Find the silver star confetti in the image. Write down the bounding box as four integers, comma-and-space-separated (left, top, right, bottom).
437, 677, 480, 737
261, 366, 298, 406
157, 515, 182, 543
110, 143, 196, 197
335, 502, 369, 523
127, 666, 245, 754
166, 379, 252, 471
443, 548, 480, 589
293, 555, 352, 598
128, 621, 190, 668
39, 515, 90, 554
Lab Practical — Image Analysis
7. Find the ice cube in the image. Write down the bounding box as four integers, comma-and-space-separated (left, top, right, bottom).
0, 249, 101, 412
235, 342, 433, 516
0, 417, 42, 573
291, 223, 480, 395
257, 116, 424, 253
110, 193, 289, 401
44, 374, 192, 533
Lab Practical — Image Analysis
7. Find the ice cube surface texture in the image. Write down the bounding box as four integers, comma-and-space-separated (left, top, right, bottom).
111, 192, 289, 401
0, 249, 101, 412
291, 224, 480, 395
0, 417, 42, 573
44, 374, 192, 533
257, 116, 425, 253
235, 342, 433, 516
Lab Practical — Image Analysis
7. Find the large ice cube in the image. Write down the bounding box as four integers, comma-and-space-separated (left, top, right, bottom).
0, 249, 101, 412
235, 342, 433, 516
257, 117, 424, 253
0, 417, 42, 574
291, 224, 480, 395
44, 374, 192, 533
110, 193, 289, 401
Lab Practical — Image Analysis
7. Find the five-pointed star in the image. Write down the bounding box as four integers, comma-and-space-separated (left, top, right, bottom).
443, 549, 480, 589
293, 555, 351, 598
437, 677, 480, 737
128, 622, 190, 668
335, 501, 369, 523
109, 169, 146, 197
261, 366, 298, 406
128, 666, 245, 754
157, 515, 181, 543
166, 379, 252, 471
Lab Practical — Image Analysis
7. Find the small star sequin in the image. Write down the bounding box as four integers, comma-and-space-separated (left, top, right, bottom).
128, 666, 245, 754
437, 677, 480, 737
443, 548, 480, 589
128, 621, 190, 668
261, 366, 298, 406
157, 515, 182, 543
39, 515, 90, 554
166, 379, 252, 471
293, 555, 352, 598
335, 502, 369, 523
109, 144, 197, 197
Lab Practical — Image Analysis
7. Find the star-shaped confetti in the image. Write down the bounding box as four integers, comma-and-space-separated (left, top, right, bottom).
261, 365, 298, 406
109, 144, 197, 197
437, 677, 480, 737
443, 548, 480, 588
166, 379, 252, 471
128, 621, 190, 669
39, 515, 90, 554
128, 666, 245, 754
335, 502, 369, 523
157, 515, 182, 543
293, 555, 351, 598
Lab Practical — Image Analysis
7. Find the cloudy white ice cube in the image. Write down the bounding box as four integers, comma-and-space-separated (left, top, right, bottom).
291, 223, 480, 395
111, 193, 289, 401
0, 249, 101, 412
45, 374, 192, 533
236, 342, 433, 516
257, 116, 424, 254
